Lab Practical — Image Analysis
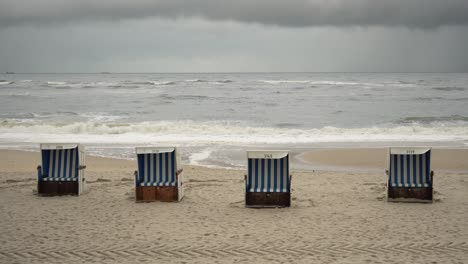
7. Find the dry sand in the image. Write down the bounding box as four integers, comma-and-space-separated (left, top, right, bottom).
0, 149, 467, 263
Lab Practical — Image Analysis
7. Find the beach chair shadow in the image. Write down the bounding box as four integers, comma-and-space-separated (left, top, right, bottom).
386, 147, 433, 203
37, 143, 86, 196
134, 147, 184, 202
245, 150, 292, 208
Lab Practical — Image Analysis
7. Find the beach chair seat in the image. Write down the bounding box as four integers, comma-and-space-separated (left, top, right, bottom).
386, 147, 433, 203
245, 151, 292, 207
37, 143, 86, 196
134, 147, 184, 202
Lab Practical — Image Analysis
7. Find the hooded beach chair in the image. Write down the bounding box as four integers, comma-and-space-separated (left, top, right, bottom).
386, 147, 434, 203
37, 143, 86, 196
134, 147, 184, 202
245, 151, 292, 207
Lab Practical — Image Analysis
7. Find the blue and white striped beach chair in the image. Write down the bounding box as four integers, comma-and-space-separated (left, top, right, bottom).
134, 147, 184, 202
386, 147, 434, 202
245, 151, 292, 207
37, 143, 86, 196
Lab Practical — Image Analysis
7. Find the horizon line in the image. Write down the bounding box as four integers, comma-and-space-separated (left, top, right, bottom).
2, 71, 468, 74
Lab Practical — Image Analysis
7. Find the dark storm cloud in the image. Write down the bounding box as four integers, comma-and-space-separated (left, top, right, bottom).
1, 0, 468, 28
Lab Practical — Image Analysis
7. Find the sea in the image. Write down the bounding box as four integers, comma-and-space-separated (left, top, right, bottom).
1, 72, 467, 168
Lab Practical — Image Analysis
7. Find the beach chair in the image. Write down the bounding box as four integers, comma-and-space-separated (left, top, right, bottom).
386, 147, 434, 203
245, 151, 292, 207
134, 147, 184, 202
37, 143, 86, 196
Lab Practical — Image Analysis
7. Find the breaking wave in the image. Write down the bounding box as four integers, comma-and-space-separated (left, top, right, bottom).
47, 81, 67, 85
152, 81, 176, 85
0, 120, 467, 144
45, 80, 176, 88
398, 115, 468, 124
185, 79, 208, 83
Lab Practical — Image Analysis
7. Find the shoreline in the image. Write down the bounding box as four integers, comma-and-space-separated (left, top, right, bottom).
1, 147, 468, 173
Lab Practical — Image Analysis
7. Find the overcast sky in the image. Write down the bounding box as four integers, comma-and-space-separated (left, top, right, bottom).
1, 0, 468, 72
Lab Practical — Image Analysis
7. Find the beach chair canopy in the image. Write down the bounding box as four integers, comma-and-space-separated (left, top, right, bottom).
388, 147, 432, 188
40, 143, 83, 181
247, 151, 290, 193
136, 147, 180, 187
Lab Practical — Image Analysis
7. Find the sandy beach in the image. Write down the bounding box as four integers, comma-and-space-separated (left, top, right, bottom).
297, 148, 468, 172
1, 149, 467, 263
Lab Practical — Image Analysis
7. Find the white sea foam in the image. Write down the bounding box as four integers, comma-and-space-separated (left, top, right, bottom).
0, 81, 14, 85
310, 81, 362, 85
0, 120, 466, 145
189, 148, 214, 165
152, 81, 176, 85
82, 81, 120, 88
47, 81, 67, 85
78, 112, 124, 122
129, 81, 174, 85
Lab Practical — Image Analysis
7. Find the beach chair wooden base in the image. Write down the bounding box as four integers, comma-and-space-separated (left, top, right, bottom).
245, 192, 291, 208
38, 181, 79, 196
387, 187, 433, 203
135, 186, 180, 202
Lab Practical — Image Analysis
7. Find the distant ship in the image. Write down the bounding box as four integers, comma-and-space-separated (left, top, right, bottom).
5, 72, 15, 74
100, 72, 111, 74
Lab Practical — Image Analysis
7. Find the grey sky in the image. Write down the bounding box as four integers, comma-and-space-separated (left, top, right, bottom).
1, 1, 467, 72
2, 0, 468, 28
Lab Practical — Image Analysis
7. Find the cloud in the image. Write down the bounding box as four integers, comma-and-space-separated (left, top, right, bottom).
2, 18, 467, 72
1, 0, 467, 29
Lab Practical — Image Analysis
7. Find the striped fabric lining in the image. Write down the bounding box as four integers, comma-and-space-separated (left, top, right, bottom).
389, 152, 431, 188
137, 152, 176, 187
41, 148, 79, 181
246, 156, 289, 192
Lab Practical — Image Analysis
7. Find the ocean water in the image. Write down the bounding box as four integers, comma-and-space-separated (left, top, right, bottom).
1, 72, 467, 168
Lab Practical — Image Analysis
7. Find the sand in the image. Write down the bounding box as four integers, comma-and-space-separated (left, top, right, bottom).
297, 148, 468, 172
0, 149, 467, 263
